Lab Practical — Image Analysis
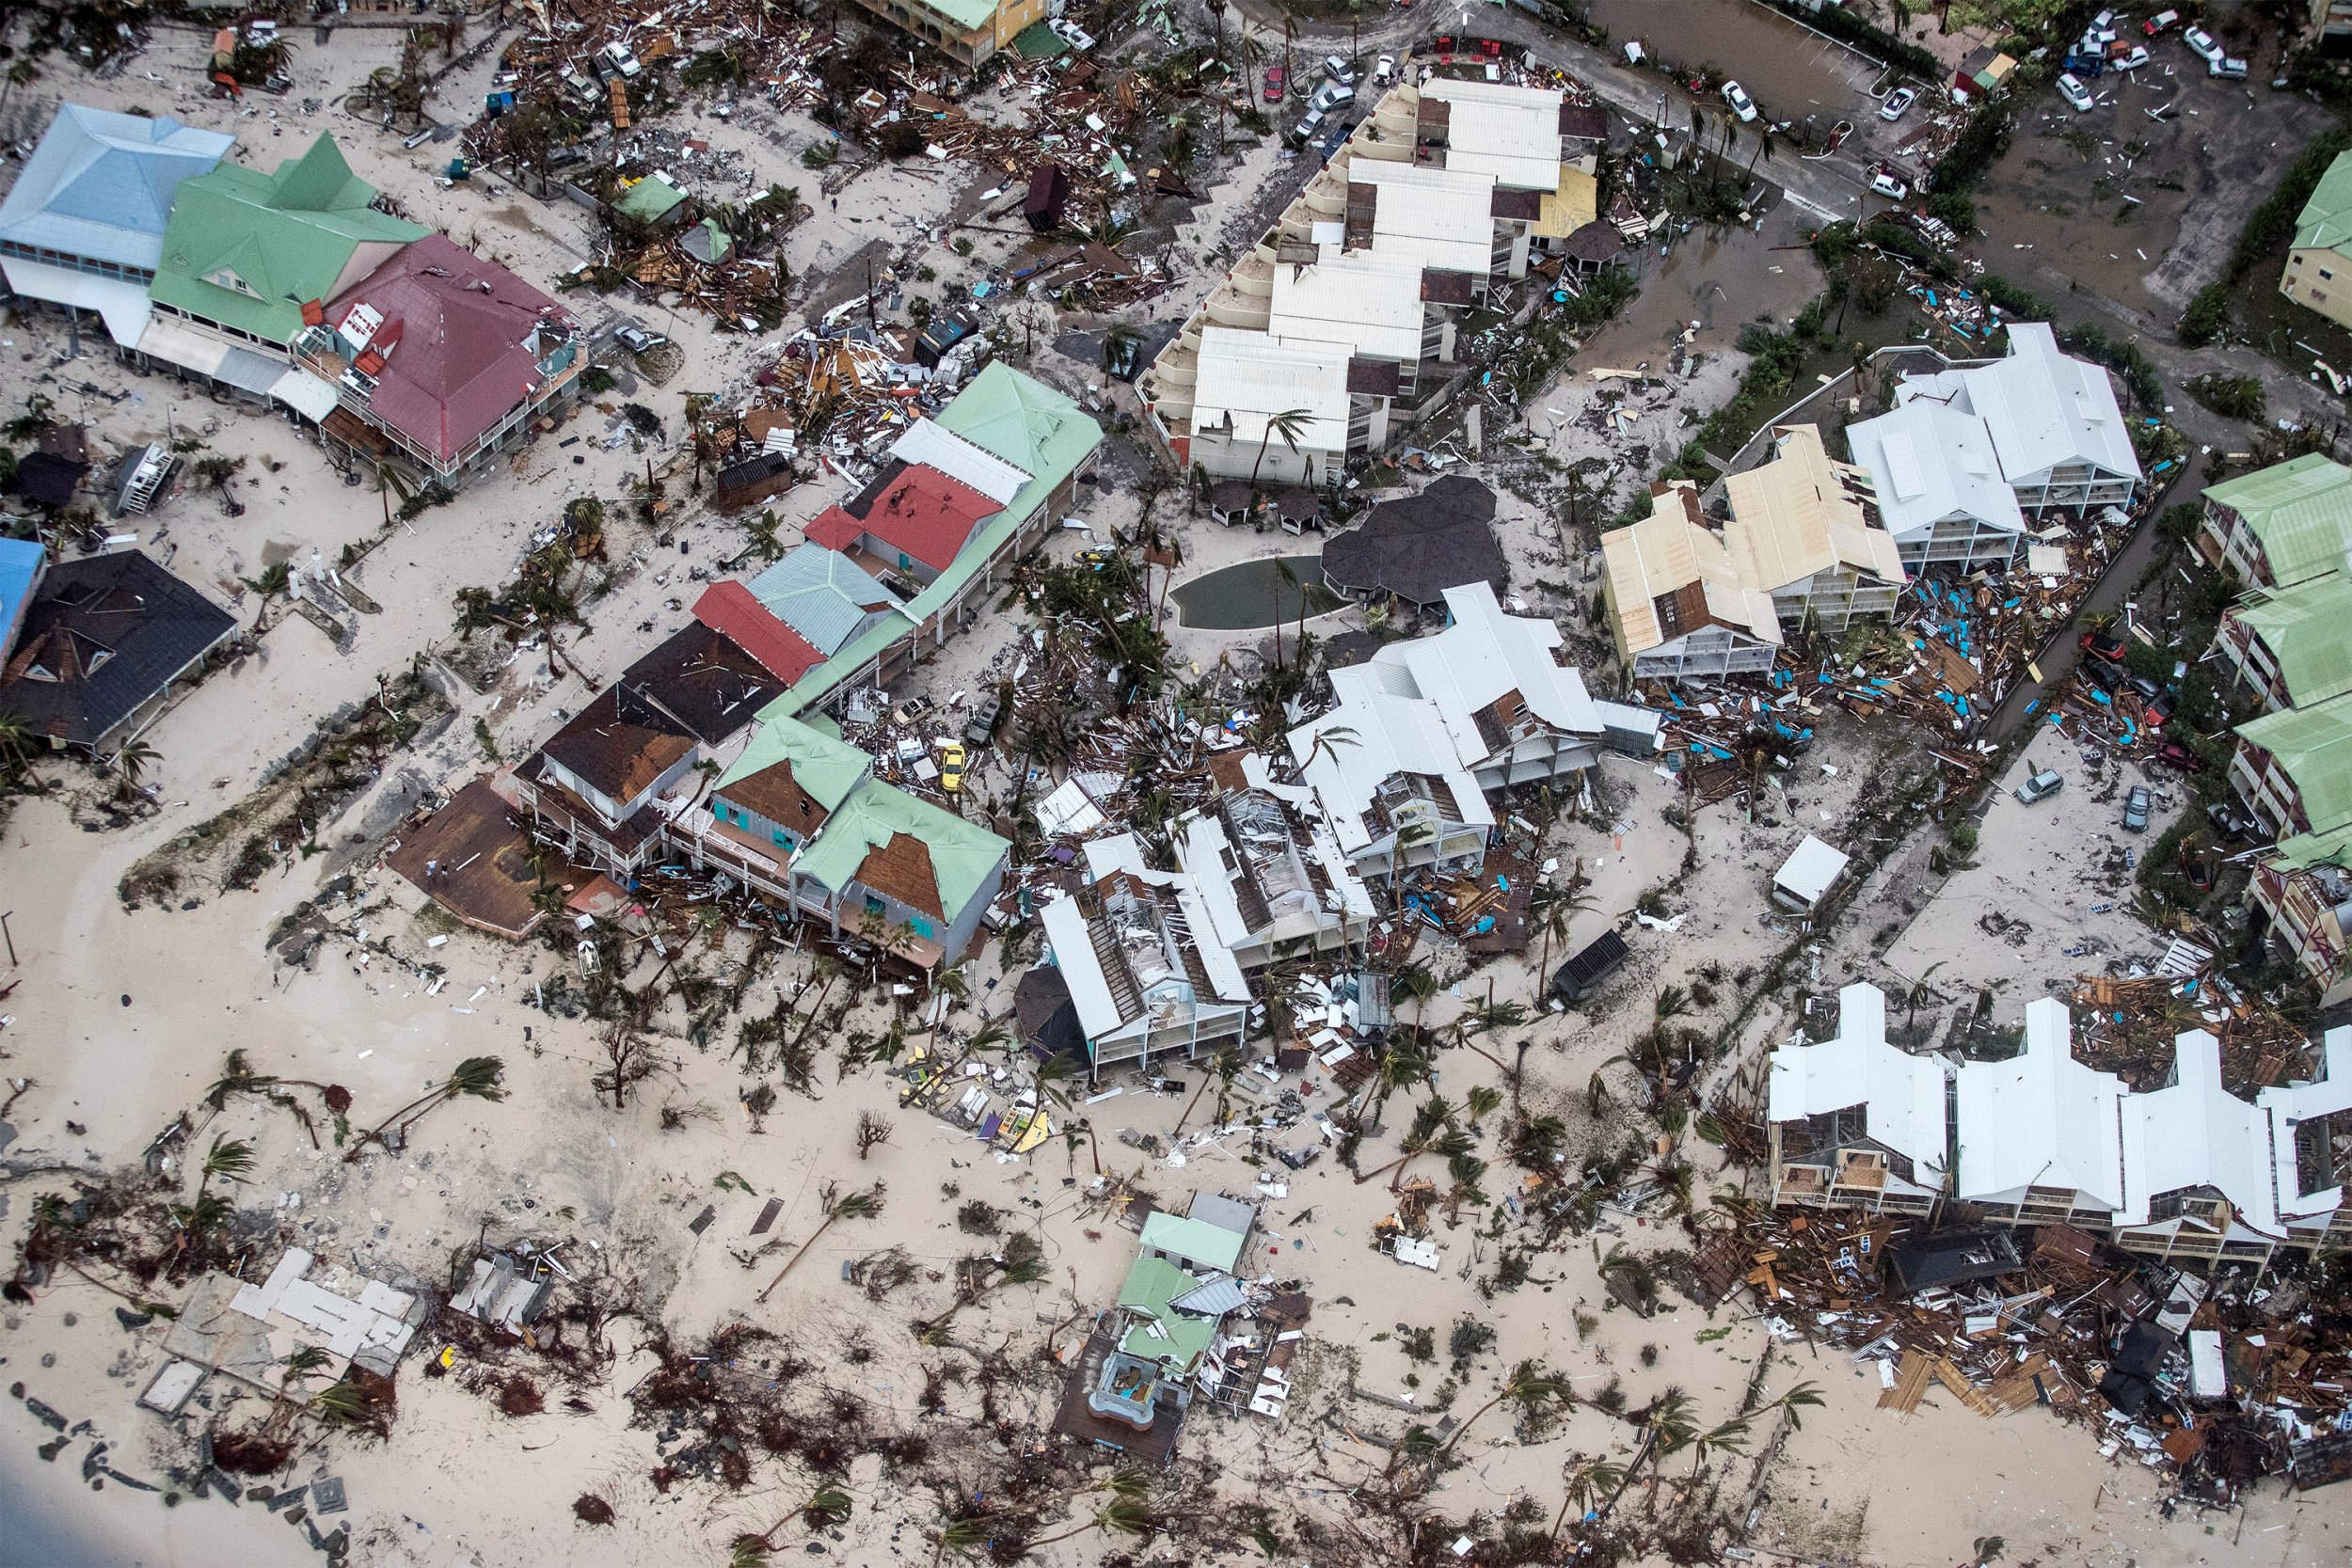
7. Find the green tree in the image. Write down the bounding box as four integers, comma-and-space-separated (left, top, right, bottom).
345, 1055, 505, 1161
1248, 407, 1311, 490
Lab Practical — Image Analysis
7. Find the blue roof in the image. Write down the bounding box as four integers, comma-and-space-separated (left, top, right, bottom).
0, 104, 233, 273
0, 538, 44, 656
747, 543, 905, 656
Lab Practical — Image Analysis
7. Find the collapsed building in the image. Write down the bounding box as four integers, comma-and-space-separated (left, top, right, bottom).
1768, 983, 2352, 1269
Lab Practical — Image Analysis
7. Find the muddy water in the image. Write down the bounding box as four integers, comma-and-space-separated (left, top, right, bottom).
1584, 0, 1882, 127
1575, 202, 1827, 369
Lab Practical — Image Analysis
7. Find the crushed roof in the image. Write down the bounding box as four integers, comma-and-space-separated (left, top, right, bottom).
1599, 483, 1784, 658
716, 714, 870, 812
0, 549, 235, 748
790, 777, 1008, 922
1724, 425, 1906, 588
692, 579, 826, 686
930, 360, 1102, 524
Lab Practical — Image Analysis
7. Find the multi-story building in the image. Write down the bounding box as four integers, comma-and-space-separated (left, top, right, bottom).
1171, 753, 1375, 970
1040, 834, 1255, 1077
1875, 322, 2141, 517
1601, 427, 1906, 680
0, 104, 231, 348
1291, 581, 1601, 880
2199, 452, 2352, 590
1142, 75, 1596, 480
2217, 572, 2352, 714
2229, 692, 2352, 842
1843, 396, 2029, 570
845, 0, 1046, 68
2282, 149, 2352, 333
1767, 983, 2352, 1268
2250, 826, 2352, 1005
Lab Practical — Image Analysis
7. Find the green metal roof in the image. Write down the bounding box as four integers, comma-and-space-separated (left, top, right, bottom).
2296, 150, 2352, 254
1116, 1256, 1202, 1314
923, 0, 998, 31
1138, 1211, 1246, 1274
614, 172, 687, 222
2267, 819, 2352, 874
2203, 453, 2352, 588
790, 776, 1008, 922
1120, 1312, 1216, 1372
2235, 576, 2352, 708
1012, 21, 1069, 58
756, 367, 1098, 721
150, 133, 424, 344
932, 361, 1102, 527
2239, 693, 2352, 836
716, 715, 869, 808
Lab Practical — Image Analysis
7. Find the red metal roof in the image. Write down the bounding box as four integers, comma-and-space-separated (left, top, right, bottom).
837, 461, 999, 573
326, 233, 573, 465
802, 504, 864, 554
692, 579, 825, 685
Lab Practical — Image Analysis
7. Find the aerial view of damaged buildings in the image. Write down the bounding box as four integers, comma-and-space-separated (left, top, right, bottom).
8, 0, 2352, 1558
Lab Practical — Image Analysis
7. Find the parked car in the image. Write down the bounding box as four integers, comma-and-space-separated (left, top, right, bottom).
1722, 80, 1758, 122
2080, 626, 2127, 664
965, 693, 1003, 747
2153, 738, 2205, 772
2144, 688, 2180, 726
2183, 849, 2217, 893
1311, 79, 1355, 113
2057, 72, 2095, 113
1323, 54, 1357, 86
2122, 785, 2153, 832
1297, 106, 1327, 138
891, 694, 938, 726
2144, 8, 2179, 36
596, 40, 642, 78
2127, 673, 2163, 704
2113, 44, 2151, 70
1047, 17, 1095, 51
2082, 657, 2125, 695
1375, 53, 1397, 84
1879, 86, 1916, 121
1869, 166, 1909, 200
1263, 64, 1286, 102
2206, 800, 2254, 841
2211, 55, 2249, 78
939, 741, 967, 794
2183, 25, 2224, 65
2016, 768, 2066, 804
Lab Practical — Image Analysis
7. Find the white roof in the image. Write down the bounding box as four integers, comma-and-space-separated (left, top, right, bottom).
888, 420, 1028, 505
1895, 322, 2141, 487
1040, 893, 1124, 1036
1772, 834, 1850, 904
1951, 998, 2125, 1212
1190, 326, 1352, 451
1766, 984, 1949, 1179
1346, 160, 1497, 277
1420, 76, 1565, 191
2118, 1029, 2280, 1235
2259, 1025, 2352, 1227
1268, 250, 1426, 365
1289, 583, 1597, 856
1845, 400, 2027, 544
1035, 778, 1106, 837
0, 257, 152, 346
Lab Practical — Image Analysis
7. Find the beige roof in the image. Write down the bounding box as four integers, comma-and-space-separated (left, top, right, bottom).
1601, 483, 1781, 657
1723, 425, 1906, 591
1534, 165, 1598, 241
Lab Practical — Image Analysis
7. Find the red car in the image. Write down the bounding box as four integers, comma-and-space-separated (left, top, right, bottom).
1263, 65, 1286, 102
2153, 739, 2205, 772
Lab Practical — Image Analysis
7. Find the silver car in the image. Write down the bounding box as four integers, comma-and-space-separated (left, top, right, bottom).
2015, 768, 2065, 804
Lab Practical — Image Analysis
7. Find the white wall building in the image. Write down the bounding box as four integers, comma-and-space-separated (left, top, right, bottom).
1844, 398, 2030, 570
1891, 322, 2142, 515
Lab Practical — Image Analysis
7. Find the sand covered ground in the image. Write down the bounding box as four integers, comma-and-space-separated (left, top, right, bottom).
0, 13, 2342, 1568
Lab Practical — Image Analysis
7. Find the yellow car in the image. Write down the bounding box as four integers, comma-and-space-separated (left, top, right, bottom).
939, 742, 966, 793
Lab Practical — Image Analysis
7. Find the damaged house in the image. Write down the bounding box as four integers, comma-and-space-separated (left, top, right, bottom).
1291, 581, 1601, 881
1038, 834, 1254, 1078
1767, 983, 2352, 1269
1171, 753, 1375, 970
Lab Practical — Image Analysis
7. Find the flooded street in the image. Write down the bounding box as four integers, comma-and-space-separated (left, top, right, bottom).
1575, 202, 1827, 369
1585, 0, 1883, 128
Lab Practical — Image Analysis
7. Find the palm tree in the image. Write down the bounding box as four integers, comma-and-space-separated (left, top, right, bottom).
1745, 122, 1776, 178
1391, 963, 1439, 1033
194, 1134, 253, 1199
1683, 1414, 1753, 1478
1101, 322, 1142, 378
112, 737, 158, 789
372, 458, 417, 528
241, 561, 293, 633
1248, 407, 1311, 490
929, 1515, 991, 1565
1769, 1380, 1827, 1429
1532, 868, 1596, 995
345, 1055, 505, 1161
1903, 961, 1946, 1038
1025, 1471, 1157, 1550
755, 1180, 886, 1302
1551, 1456, 1628, 1541
0, 708, 35, 776
1356, 1095, 1460, 1187
1441, 1359, 1574, 1453
1464, 1084, 1502, 1133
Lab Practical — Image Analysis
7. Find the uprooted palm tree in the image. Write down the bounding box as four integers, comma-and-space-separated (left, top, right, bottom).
755, 1180, 886, 1303
344, 1055, 505, 1162
1356, 1096, 1469, 1189
727, 1482, 854, 1563
203, 1048, 353, 1148
1440, 1358, 1575, 1453
1024, 1470, 1158, 1552
193, 1134, 253, 1201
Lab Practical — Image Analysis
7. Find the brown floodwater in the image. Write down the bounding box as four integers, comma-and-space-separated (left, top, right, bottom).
1575, 201, 1828, 369
1583, 0, 1884, 129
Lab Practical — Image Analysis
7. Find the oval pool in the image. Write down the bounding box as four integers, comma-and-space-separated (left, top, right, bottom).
1169, 554, 1332, 630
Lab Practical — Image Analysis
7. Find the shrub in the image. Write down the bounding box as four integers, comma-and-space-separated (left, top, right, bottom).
2178, 284, 2231, 347
2185, 373, 2265, 423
